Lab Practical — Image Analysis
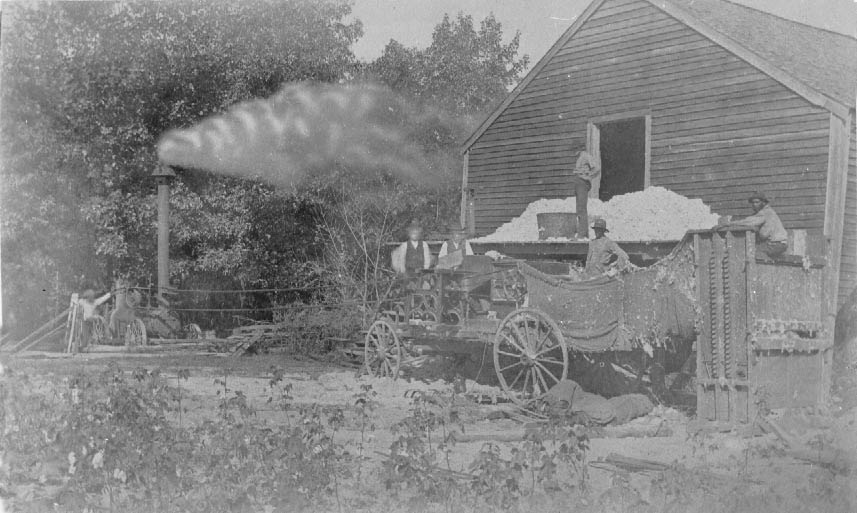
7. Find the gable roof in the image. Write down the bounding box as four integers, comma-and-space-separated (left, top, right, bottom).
665, 0, 857, 110
462, 0, 857, 154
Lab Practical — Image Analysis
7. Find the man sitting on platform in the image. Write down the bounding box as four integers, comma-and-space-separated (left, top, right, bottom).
719, 191, 788, 258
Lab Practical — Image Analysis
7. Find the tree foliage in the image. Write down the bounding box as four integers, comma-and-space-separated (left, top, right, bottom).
1, 1, 362, 333
0, 3, 528, 336
370, 12, 529, 114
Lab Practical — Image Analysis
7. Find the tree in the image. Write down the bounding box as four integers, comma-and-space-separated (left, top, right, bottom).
370, 12, 529, 115
359, 12, 529, 248
0, 1, 362, 334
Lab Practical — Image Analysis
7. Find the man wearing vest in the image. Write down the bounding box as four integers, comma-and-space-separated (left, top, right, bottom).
438, 222, 474, 263
391, 219, 432, 276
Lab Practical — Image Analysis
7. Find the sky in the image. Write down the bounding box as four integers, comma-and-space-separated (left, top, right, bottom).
349, 0, 857, 64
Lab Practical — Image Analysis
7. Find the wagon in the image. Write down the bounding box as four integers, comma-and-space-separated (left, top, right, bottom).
361, 246, 697, 405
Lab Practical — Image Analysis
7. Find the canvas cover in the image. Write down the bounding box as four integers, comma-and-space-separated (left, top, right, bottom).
518, 239, 697, 352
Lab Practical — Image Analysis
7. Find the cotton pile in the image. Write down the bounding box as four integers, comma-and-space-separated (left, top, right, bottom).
474, 186, 720, 242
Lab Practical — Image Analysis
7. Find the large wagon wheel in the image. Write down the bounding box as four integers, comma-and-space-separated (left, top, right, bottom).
364, 320, 402, 379
89, 315, 107, 345
494, 308, 568, 405
124, 318, 148, 347
184, 323, 202, 339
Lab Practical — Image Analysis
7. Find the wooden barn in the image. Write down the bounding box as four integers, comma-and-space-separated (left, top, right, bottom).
460, 0, 857, 312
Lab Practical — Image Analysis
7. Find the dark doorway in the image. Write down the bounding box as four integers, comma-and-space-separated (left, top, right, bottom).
598, 117, 646, 201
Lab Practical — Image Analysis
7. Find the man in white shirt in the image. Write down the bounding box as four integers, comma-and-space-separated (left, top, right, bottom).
570, 151, 601, 239
438, 222, 474, 261
391, 220, 432, 275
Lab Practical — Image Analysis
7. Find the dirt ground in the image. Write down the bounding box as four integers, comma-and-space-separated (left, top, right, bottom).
4, 350, 856, 512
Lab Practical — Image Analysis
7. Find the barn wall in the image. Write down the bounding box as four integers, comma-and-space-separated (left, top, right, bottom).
467, 0, 831, 236
841, 110, 857, 307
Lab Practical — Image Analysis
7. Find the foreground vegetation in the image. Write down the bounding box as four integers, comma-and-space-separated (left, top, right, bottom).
2, 357, 853, 513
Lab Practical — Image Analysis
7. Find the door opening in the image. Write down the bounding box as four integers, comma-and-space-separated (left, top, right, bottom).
592, 117, 647, 201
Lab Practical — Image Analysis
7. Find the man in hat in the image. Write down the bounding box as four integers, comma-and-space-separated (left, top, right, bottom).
585, 219, 629, 276
391, 219, 432, 276
570, 151, 601, 239
438, 222, 474, 260
722, 191, 788, 257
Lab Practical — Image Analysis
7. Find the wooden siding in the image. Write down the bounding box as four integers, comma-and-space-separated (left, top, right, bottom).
467, 0, 831, 235
841, 111, 857, 307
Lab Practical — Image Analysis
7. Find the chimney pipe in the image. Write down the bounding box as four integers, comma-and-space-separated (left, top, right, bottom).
153, 166, 176, 302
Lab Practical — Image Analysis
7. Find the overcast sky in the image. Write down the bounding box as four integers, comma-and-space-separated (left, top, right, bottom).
349, 0, 857, 63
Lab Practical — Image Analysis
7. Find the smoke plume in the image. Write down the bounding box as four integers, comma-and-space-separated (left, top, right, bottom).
157, 82, 462, 187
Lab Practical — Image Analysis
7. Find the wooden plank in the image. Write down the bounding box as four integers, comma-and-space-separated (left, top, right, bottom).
652, 134, 830, 160
496, 78, 782, 125
518, 50, 746, 106
501, 71, 777, 119
469, 148, 574, 165
590, 0, 649, 18
500, 69, 770, 126
469, 151, 573, 168
472, 136, 827, 174
558, 11, 675, 44
582, 3, 664, 29
541, 35, 724, 81
656, 156, 828, 175
540, 45, 732, 94
652, 127, 830, 148
590, 0, 672, 18
522, 45, 740, 101
482, 110, 827, 147
839, 115, 857, 304
493, 85, 794, 127
655, 112, 826, 139
823, 112, 852, 327
14, 326, 64, 353
473, 177, 823, 198
471, 131, 570, 149
514, 76, 781, 119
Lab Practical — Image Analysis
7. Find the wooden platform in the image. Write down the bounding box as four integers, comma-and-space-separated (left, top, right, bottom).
471, 240, 679, 262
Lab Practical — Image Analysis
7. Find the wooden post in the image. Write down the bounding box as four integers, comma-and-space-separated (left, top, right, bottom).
66, 294, 78, 353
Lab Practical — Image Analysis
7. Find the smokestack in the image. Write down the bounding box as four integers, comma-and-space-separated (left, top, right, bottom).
153, 166, 176, 303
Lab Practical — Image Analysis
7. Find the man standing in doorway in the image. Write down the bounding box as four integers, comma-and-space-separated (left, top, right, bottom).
721, 191, 788, 258
570, 151, 600, 239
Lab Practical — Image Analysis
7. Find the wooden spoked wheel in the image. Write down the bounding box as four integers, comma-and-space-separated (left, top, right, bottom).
124, 318, 148, 347
364, 320, 401, 379
184, 323, 202, 339
493, 308, 568, 405
89, 315, 107, 345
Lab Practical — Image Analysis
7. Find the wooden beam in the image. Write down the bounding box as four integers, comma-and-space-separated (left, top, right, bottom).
460, 151, 469, 229
821, 112, 851, 405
